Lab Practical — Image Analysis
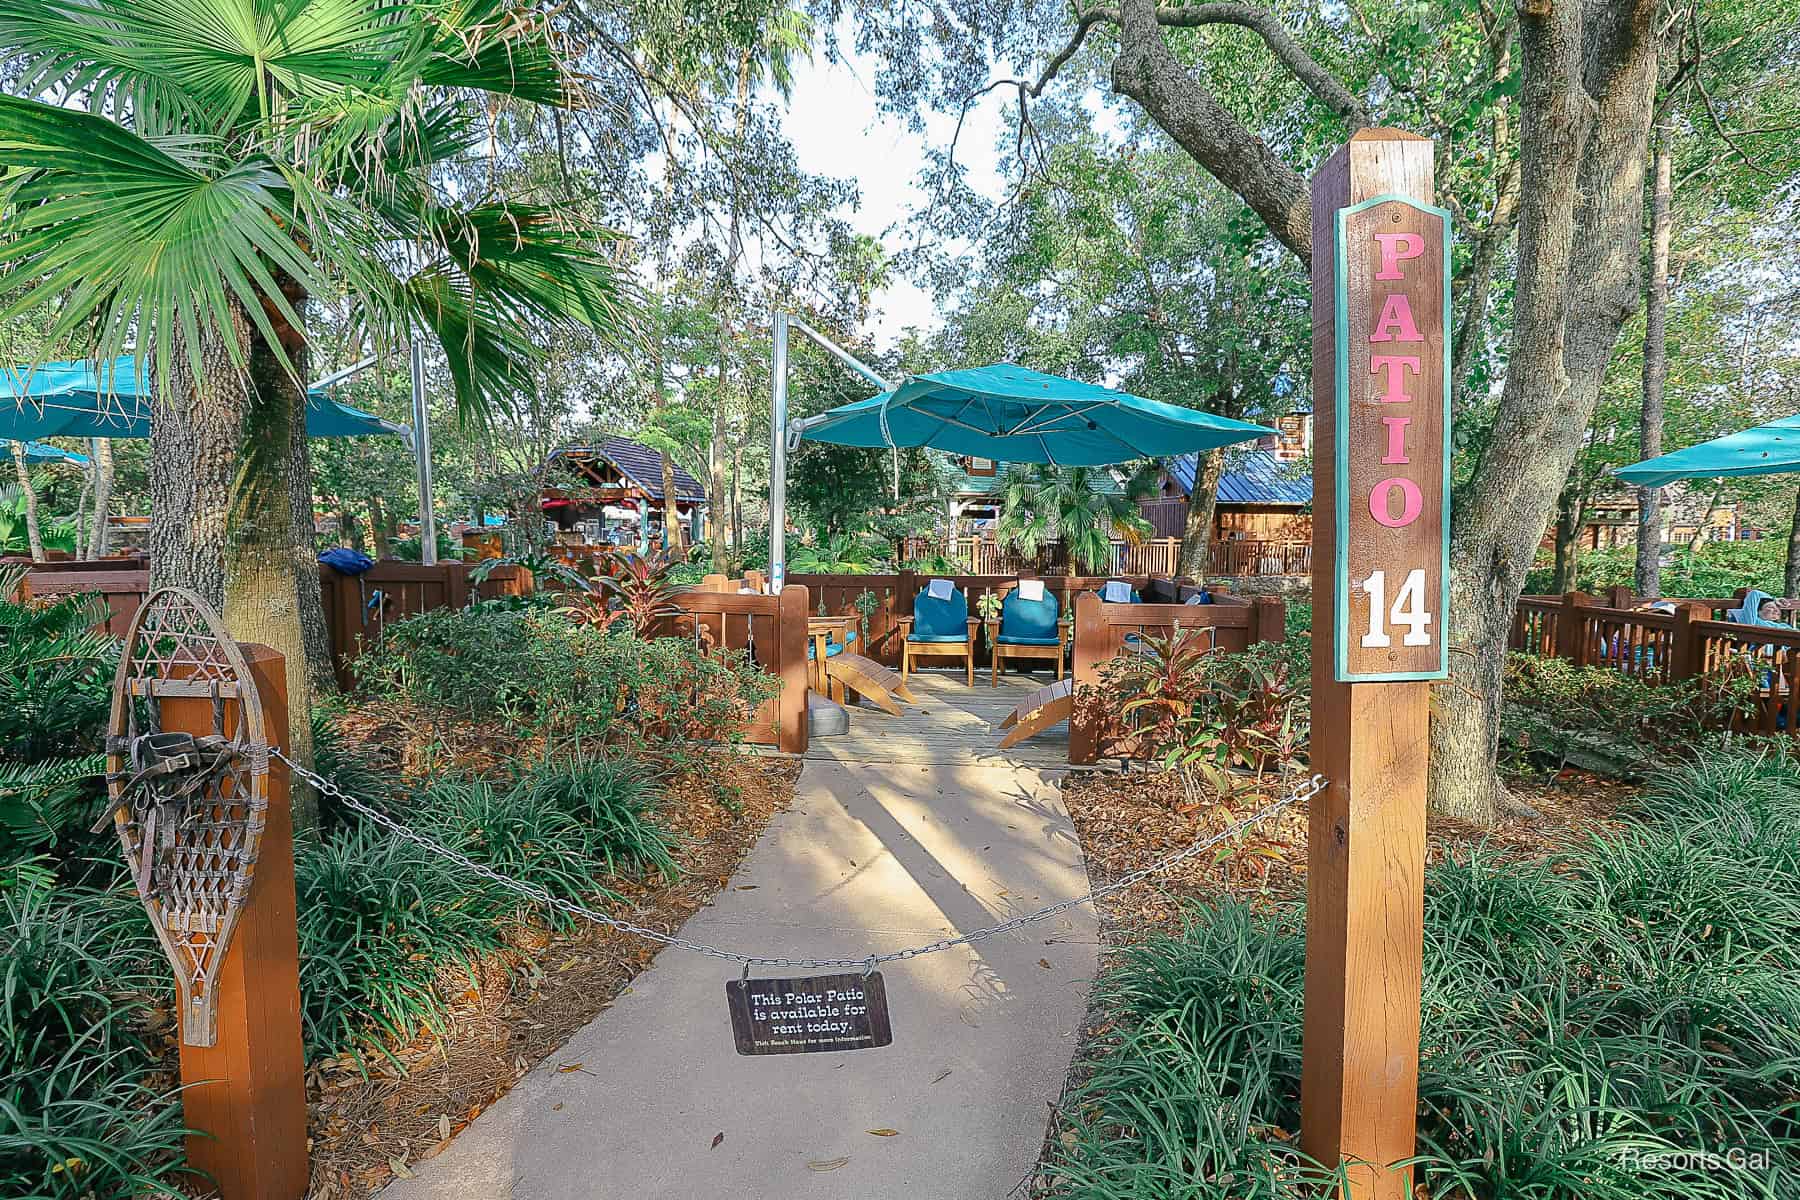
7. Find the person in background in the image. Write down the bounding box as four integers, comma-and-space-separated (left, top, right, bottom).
1729, 590, 1793, 629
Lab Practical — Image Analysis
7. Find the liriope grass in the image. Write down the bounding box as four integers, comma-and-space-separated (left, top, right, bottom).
1043, 748, 1800, 1199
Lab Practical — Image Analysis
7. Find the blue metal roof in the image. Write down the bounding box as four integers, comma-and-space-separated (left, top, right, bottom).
1170, 451, 1311, 505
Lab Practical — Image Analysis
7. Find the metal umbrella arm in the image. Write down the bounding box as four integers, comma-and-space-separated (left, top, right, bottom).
768, 312, 895, 591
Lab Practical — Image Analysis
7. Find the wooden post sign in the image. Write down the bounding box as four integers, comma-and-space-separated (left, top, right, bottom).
1332, 177, 1450, 680
725, 971, 893, 1055
1303, 129, 1444, 1200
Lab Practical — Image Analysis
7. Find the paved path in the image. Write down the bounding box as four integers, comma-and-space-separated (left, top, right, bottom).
382, 673, 1097, 1200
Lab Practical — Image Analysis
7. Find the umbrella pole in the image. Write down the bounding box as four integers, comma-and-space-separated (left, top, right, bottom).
409, 341, 438, 567
769, 311, 789, 592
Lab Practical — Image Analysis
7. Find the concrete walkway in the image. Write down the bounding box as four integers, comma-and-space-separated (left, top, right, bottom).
382, 674, 1097, 1200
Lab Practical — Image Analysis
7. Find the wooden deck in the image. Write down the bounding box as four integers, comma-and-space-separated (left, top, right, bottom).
805, 669, 1070, 767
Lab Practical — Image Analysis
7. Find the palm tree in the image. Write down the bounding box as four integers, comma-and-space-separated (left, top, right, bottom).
0, 0, 636, 825
996, 462, 1158, 575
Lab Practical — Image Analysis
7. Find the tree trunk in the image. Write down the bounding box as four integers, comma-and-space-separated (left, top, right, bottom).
1785, 488, 1800, 600
9, 443, 43, 560
731, 443, 743, 553
1428, 1, 1659, 826
368, 493, 392, 560
1551, 485, 1585, 593
1176, 447, 1225, 577
287, 387, 336, 697
226, 313, 317, 830
151, 320, 246, 607
87, 437, 114, 559
1634, 124, 1672, 597
709, 387, 729, 573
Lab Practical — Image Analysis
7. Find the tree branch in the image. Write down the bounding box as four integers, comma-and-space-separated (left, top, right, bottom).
1085, 3, 1370, 130
1106, 0, 1313, 263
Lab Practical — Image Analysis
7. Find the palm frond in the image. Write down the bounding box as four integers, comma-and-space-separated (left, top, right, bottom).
0, 96, 323, 385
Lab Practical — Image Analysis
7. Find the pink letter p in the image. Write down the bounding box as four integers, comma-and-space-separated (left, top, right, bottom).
1374, 233, 1424, 280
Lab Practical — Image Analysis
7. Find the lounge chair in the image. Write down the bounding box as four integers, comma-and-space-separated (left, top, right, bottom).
991, 584, 1067, 685
807, 628, 916, 716
899, 582, 980, 685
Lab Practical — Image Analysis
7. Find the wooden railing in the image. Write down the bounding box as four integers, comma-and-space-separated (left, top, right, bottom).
665, 579, 809, 754
21, 560, 532, 690
1207, 539, 1311, 577
1068, 590, 1287, 765
897, 535, 1308, 577
1509, 589, 1800, 736
784, 570, 1207, 671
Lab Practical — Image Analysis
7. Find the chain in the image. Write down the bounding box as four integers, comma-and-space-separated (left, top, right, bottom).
276, 747, 1325, 973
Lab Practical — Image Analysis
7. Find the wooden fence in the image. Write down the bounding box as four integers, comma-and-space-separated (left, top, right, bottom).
1068, 590, 1286, 764
784, 570, 1209, 671
1509, 589, 1800, 736
662, 580, 810, 754
898, 534, 1308, 577
21, 560, 532, 691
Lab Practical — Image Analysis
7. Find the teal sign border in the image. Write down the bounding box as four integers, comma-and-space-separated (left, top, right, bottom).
1332, 193, 1452, 683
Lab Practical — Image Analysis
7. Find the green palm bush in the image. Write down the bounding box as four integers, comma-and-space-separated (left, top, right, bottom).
997, 462, 1158, 575
1044, 749, 1800, 1199
0, 567, 116, 866
0, 0, 639, 770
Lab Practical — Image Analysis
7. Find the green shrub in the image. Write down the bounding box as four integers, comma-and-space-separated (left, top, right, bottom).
351, 608, 777, 749
0, 876, 187, 1199
295, 821, 518, 1057
514, 755, 678, 881
0, 571, 117, 864
1500, 652, 1761, 777
295, 756, 679, 1057
1044, 750, 1800, 1199
1523, 539, 1787, 599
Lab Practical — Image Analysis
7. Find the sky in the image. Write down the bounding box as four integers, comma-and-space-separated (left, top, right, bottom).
777, 43, 1011, 349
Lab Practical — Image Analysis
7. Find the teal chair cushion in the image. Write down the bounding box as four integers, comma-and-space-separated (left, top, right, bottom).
911, 587, 969, 641
999, 586, 1059, 643
806, 639, 849, 661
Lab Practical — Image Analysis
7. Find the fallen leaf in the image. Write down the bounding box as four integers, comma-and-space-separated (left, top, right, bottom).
807, 1157, 851, 1172
930, 1069, 952, 1085
866, 1129, 899, 1137
437, 1114, 451, 1140
1060, 1131, 1079, 1148
1038, 958, 1052, 969
552, 1103, 563, 1112
557, 1062, 584, 1073
388, 1158, 414, 1180
711, 1132, 725, 1149
735, 884, 759, 890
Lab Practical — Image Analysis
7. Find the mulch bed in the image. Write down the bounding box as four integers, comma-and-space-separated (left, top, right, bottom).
1061, 765, 1635, 940
303, 750, 800, 1200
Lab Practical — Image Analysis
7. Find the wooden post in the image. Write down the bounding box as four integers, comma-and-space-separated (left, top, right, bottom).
1251, 596, 1285, 645
164, 645, 308, 1200
1068, 591, 1103, 765
1302, 129, 1446, 1200
775, 584, 810, 754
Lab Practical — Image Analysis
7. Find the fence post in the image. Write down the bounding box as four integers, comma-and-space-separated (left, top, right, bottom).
1608, 585, 1634, 609
1561, 592, 1594, 666
1669, 603, 1705, 682
1068, 591, 1102, 765
166, 645, 308, 1200
1251, 596, 1285, 645
776, 584, 809, 754
445, 562, 470, 609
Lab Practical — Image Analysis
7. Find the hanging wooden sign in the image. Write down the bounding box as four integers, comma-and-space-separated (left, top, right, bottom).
726, 971, 893, 1055
1332, 193, 1452, 681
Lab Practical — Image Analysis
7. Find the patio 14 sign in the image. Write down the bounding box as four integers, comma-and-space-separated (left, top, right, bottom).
1332, 194, 1451, 681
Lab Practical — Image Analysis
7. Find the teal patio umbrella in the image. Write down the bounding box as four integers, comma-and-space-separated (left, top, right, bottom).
1615, 413, 1800, 487
9, 440, 89, 467
797, 363, 1275, 465
0, 355, 406, 441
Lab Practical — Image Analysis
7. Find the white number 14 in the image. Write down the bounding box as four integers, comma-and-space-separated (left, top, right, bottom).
1360, 568, 1432, 648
